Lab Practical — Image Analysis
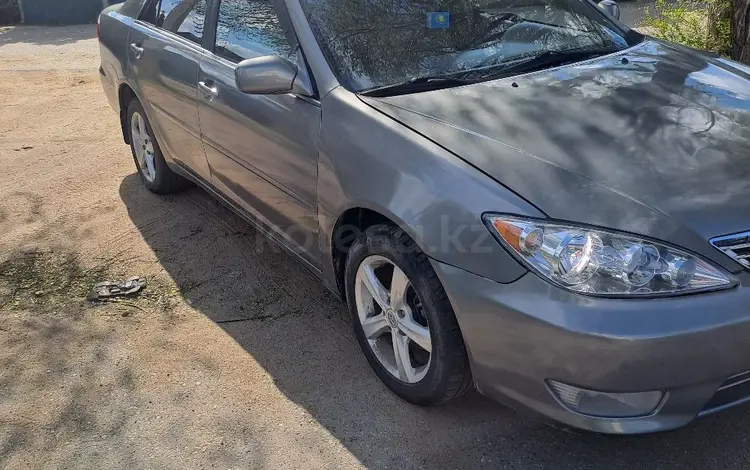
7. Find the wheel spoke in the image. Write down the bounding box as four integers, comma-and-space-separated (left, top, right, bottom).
361, 313, 389, 340
398, 317, 432, 353
131, 114, 145, 167
132, 127, 141, 148
389, 266, 409, 312
145, 152, 156, 180
392, 329, 415, 382
137, 148, 146, 168
361, 264, 390, 311
132, 128, 142, 154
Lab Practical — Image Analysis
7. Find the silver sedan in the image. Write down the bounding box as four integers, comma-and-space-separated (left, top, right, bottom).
99, 0, 750, 434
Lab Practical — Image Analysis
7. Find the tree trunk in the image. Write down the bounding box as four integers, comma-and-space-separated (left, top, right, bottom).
733, 0, 750, 63
707, 0, 730, 55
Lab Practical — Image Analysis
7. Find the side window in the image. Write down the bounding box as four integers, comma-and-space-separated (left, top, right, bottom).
214, 0, 295, 64
141, 0, 207, 44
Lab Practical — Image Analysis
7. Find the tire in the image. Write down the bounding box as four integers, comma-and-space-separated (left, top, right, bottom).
126, 99, 188, 194
345, 224, 472, 406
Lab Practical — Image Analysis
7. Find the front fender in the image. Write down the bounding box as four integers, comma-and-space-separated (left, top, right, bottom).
317, 87, 543, 291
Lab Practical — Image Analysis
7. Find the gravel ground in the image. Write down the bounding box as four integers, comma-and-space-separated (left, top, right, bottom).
2, 24, 750, 470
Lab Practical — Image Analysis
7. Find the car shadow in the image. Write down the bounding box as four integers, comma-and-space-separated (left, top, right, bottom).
119, 173, 750, 468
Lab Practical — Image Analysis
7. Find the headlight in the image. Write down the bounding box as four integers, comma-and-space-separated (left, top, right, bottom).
485, 215, 736, 296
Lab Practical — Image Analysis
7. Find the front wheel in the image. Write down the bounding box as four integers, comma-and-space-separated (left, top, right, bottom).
345, 224, 472, 406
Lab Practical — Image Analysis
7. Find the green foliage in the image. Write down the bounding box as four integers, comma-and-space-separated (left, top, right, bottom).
642, 0, 731, 56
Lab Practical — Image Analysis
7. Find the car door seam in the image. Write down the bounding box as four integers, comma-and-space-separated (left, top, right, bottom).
195, 59, 214, 179
208, 54, 321, 104
201, 136, 316, 212
150, 101, 201, 139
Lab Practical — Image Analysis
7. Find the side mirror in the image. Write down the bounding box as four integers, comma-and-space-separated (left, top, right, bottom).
597, 0, 621, 20
235, 55, 307, 95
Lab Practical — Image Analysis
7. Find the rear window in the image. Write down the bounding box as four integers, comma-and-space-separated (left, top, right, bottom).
121, 0, 150, 18
140, 0, 208, 44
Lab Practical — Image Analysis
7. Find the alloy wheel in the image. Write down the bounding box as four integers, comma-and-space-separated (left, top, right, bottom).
354, 255, 432, 383
130, 111, 157, 183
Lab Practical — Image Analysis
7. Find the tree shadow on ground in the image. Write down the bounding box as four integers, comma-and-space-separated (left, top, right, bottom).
0, 24, 95, 46
119, 173, 750, 469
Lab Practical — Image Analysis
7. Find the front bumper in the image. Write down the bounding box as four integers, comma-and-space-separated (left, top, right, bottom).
431, 259, 750, 434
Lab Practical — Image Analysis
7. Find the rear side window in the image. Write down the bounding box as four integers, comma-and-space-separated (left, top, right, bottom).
121, 0, 150, 18
141, 0, 208, 44
214, 0, 295, 63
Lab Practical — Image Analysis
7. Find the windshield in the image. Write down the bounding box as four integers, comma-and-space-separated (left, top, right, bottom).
298, 0, 634, 92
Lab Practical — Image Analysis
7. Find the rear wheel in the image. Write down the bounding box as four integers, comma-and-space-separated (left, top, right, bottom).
345, 224, 472, 406
127, 99, 187, 194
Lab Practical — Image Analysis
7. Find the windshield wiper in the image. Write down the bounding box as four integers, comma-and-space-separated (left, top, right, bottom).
360, 48, 618, 96
474, 47, 621, 82
361, 75, 471, 97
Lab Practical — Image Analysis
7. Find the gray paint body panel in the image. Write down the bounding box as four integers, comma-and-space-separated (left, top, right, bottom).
363, 40, 750, 272
127, 21, 213, 181
316, 87, 535, 287
98, 6, 132, 113
432, 259, 750, 433
198, 53, 322, 267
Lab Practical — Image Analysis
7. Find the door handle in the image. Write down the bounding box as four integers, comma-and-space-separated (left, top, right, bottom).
129, 43, 144, 59
198, 81, 219, 100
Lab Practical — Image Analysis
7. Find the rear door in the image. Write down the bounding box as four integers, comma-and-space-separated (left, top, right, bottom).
197, 0, 322, 268
127, 0, 212, 181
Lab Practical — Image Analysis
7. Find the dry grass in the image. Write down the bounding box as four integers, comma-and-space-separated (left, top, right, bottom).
0, 249, 180, 316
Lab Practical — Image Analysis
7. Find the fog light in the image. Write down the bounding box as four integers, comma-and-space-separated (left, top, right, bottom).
547, 380, 664, 418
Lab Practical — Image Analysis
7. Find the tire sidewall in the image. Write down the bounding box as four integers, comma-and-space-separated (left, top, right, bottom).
345, 227, 459, 405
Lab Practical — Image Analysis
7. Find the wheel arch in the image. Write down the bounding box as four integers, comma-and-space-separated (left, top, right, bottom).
329, 204, 430, 302
118, 82, 138, 144
331, 206, 395, 301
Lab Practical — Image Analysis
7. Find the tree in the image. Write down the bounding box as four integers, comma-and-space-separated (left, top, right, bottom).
732, 0, 750, 63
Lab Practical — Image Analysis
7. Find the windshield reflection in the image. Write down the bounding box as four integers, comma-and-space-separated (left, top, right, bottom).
300, 0, 632, 91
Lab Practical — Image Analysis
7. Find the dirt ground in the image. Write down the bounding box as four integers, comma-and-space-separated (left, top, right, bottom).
2, 24, 750, 470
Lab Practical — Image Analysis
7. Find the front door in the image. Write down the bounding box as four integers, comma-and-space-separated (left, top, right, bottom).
127, 0, 212, 181
197, 0, 321, 268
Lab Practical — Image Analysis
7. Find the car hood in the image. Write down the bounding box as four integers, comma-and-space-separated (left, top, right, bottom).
361, 40, 750, 271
